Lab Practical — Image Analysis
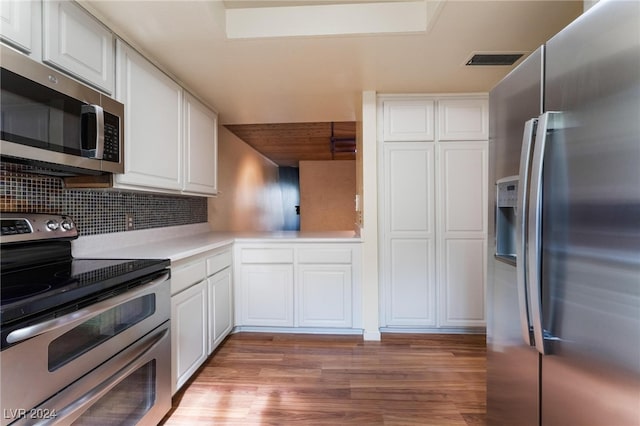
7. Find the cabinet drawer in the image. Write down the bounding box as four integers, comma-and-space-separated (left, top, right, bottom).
171, 261, 206, 295
241, 248, 293, 264
298, 248, 352, 264
207, 250, 232, 276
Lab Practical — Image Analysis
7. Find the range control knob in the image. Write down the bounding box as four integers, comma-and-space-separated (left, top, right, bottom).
61, 219, 75, 231
46, 220, 60, 231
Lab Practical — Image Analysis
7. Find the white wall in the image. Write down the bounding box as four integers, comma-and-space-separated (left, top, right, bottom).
208, 127, 284, 231
360, 90, 381, 340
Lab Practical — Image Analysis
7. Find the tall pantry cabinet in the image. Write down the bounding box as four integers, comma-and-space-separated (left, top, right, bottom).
378, 95, 488, 331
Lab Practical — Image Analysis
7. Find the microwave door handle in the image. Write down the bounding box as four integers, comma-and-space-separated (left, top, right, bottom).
5, 272, 169, 344
29, 326, 169, 426
516, 118, 537, 347
81, 104, 104, 159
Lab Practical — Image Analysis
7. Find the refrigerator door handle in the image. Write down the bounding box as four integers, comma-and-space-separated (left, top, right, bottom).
527, 111, 562, 356
516, 118, 537, 347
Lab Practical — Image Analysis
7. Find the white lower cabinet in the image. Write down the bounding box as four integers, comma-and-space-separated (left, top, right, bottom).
234, 242, 361, 332
298, 264, 352, 328
207, 268, 233, 353
170, 246, 233, 395
171, 281, 207, 395
241, 264, 294, 327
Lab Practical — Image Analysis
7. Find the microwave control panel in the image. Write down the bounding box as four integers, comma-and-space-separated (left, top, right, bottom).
103, 112, 121, 163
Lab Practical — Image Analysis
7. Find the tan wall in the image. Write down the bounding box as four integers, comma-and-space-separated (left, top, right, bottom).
208, 127, 283, 231
299, 160, 356, 231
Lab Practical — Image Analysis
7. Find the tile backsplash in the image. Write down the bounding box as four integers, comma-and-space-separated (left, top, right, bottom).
0, 163, 207, 236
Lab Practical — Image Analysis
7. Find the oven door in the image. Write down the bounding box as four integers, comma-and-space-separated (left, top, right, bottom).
0, 272, 170, 424
9, 321, 171, 426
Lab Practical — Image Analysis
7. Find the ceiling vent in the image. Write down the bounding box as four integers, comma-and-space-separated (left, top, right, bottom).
465, 53, 524, 66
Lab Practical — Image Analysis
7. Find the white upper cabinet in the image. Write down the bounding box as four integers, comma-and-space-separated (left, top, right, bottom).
114, 40, 183, 192
42, 0, 114, 94
2, 3, 220, 196
438, 99, 488, 141
183, 93, 218, 196
0, 0, 36, 54
383, 99, 434, 141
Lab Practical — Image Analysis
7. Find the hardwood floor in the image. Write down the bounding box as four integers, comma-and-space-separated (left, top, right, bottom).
160, 333, 486, 425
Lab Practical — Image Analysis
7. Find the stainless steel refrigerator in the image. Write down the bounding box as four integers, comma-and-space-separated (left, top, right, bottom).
487, 1, 640, 425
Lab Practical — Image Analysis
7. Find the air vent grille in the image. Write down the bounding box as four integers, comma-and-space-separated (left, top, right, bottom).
466, 53, 523, 66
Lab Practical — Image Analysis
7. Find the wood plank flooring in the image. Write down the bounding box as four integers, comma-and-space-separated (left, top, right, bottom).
160, 333, 486, 426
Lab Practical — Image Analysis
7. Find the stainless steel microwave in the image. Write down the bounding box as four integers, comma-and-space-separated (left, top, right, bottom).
0, 45, 124, 175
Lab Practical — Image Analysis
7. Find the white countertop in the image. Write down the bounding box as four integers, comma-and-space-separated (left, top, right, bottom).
72, 224, 361, 263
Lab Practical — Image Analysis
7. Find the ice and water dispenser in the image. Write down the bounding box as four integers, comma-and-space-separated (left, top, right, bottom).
495, 176, 518, 264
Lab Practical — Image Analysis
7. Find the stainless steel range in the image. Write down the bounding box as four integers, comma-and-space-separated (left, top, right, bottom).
1, 213, 171, 426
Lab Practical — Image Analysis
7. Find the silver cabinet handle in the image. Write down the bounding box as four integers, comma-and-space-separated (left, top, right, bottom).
516, 118, 537, 347
6, 272, 169, 344
527, 111, 562, 355
33, 325, 169, 426
80, 104, 104, 159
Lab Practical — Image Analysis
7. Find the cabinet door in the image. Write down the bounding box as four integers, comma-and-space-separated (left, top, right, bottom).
383, 99, 434, 141
298, 265, 352, 328
383, 143, 435, 235
240, 264, 293, 327
438, 99, 488, 141
386, 238, 436, 326
171, 281, 207, 394
440, 239, 486, 326
183, 93, 218, 195
207, 268, 233, 354
42, 0, 114, 94
0, 0, 33, 53
438, 143, 487, 234
381, 143, 436, 327
115, 40, 183, 192
437, 142, 488, 326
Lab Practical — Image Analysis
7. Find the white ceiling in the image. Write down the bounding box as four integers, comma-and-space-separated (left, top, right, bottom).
79, 0, 582, 125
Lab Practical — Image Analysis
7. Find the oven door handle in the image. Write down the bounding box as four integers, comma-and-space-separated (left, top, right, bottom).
32, 325, 169, 426
6, 271, 170, 344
